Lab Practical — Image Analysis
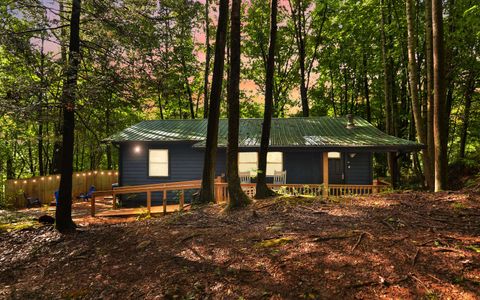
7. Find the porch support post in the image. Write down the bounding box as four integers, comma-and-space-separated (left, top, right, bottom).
322, 152, 329, 199
147, 191, 151, 215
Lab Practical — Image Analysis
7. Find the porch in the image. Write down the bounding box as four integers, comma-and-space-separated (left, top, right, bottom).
91, 174, 390, 217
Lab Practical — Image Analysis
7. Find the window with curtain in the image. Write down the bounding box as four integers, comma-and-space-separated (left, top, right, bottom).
238, 152, 283, 176
238, 152, 258, 175
266, 152, 283, 176
149, 149, 169, 176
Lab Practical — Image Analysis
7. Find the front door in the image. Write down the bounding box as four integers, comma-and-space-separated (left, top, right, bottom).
328, 152, 344, 184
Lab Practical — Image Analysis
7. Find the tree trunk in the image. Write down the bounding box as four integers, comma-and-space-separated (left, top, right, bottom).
256, 0, 278, 199
289, 0, 309, 116
197, 0, 229, 204
424, 0, 435, 190
362, 53, 371, 122
203, 0, 211, 119
432, 0, 447, 191
380, 0, 398, 188
37, 38, 45, 176
56, 0, 81, 233
105, 105, 112, 169
226, 0, 250, 209
406, 0, 433, 189
459, 73, 475, 159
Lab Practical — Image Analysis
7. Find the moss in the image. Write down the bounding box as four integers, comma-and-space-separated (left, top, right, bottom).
255, 237, 293, 248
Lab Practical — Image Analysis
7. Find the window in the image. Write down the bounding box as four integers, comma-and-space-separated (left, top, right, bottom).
238, 152, 283, 176
149, 149, 169, 176
266, 152, 283, 176
328, 152, 341, 159
238, 152, 258, 175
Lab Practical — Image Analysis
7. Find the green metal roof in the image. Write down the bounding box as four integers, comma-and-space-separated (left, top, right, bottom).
106, 117, 423, 151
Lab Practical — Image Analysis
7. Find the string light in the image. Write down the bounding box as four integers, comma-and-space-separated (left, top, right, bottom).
48, 177, 52, 180
41, 177, 45, 181
23, 180, 27, 184
14, 181, 17, 184
56, 176, 60, 179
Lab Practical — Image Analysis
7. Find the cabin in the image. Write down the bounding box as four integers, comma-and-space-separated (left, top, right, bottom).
105, 116, 421, 206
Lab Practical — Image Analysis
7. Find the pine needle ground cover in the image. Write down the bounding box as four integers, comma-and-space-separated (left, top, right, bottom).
1, 189, 479, 299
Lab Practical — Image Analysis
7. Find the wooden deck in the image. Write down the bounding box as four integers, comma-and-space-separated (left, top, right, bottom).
95, 204, 190, 217
90, 178, 390, 218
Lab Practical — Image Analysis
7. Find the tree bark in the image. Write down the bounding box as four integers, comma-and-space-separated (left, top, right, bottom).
425, 0, 435, 190
406, 0, 433, 189
289, 0, 309, 116
226, 0, 251, 209
203, 0, 211, 119
459, 73, 476, 159
380, 0, 398, 188
362, 53, 371, 122
197, 0, 229, 204
56, 0, 81, 233
256, 0, 278, 199
432, 0, 447, 191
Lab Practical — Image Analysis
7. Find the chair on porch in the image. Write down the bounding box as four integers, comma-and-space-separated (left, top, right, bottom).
239, 172, 251, 184
273, 170, 287, 184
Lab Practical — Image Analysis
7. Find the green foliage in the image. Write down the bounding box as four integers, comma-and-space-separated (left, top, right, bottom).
0, 0, 478, 190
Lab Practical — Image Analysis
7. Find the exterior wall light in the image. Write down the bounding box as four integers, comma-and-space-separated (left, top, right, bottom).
134, 145, 141, 154
349, 153, 357, 158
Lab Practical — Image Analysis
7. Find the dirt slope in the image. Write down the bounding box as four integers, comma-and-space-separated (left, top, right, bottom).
1, 190, 479, 299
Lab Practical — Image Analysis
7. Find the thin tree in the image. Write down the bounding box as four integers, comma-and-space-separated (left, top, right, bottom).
56, 0, 81, 233
432, 0, 447, 191
380, 0, 399, 188
203, 0, 211, 119
459, 72, 476, 159
405, 0, 433, 189
425, 0, 435, 190
226, 0, 251, 209
256, 0, 278, 199
197, 0, 229, 204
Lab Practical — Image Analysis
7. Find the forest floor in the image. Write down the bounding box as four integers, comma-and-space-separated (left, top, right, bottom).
1, 185, 480, 299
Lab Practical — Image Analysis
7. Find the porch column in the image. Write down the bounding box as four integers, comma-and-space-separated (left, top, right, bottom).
322, 152, 329, 198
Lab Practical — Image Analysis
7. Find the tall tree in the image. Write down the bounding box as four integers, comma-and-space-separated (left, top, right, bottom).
380, 0, 399, 188
55, 0, 81, 232
203, 0, 211, 119
197, 0, 229, 203
432, 0, 447, 191
226, 0, 250, 209
405, 0, 433, 189
256, 0, 278, 199
425, 0, 435, 190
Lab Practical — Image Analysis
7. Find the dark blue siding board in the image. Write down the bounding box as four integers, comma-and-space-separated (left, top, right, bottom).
345, 152, 372, 184
284, 151, 323, 184
119, 142, 226, 205
118, 143, 373, 206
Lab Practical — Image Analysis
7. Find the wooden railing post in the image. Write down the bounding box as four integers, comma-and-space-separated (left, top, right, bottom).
163, 189, 167, 215
112, 192, 116, 209
179, 190, 184, 211
91, 195, 95, 217
147, 191, 151, 215
322, 152, 329, 199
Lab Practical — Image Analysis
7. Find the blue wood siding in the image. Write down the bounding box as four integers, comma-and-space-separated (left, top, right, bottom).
283, 151, 323, 184
118, 143, 372, 206
344, 152, 372, 184
120, 142, 226, 186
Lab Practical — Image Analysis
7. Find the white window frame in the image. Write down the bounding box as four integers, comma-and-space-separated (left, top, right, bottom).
149, 149, 169, 177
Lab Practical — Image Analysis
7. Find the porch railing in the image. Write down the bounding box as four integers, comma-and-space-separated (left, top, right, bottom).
91, 179, 390, 216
